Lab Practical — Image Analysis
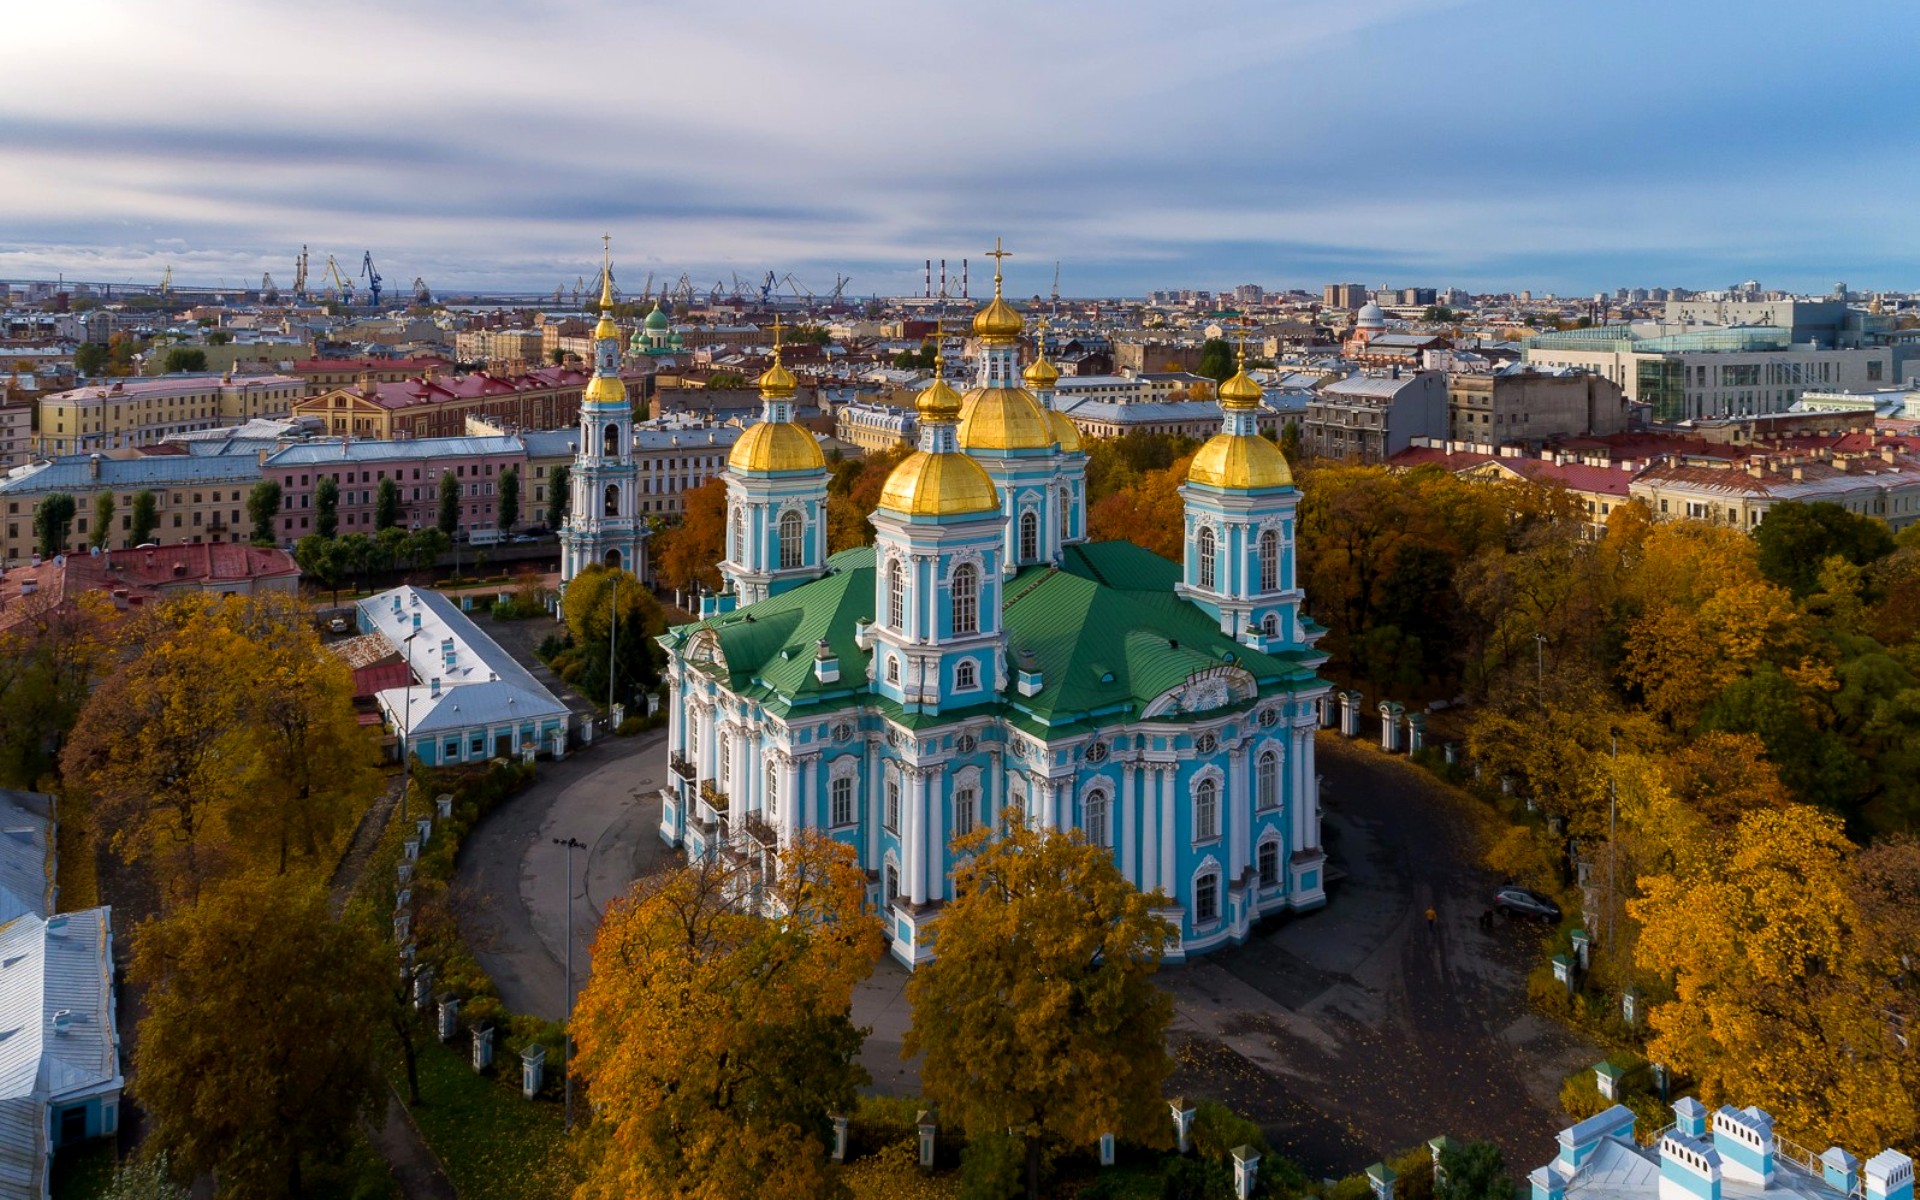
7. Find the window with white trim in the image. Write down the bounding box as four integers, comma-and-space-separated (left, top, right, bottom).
1257, 750, 1279, 811
1195, 777, 1219, 842
778, 509, 804, 569
1085, 789, 1109, 848
885, 777, 900, 832
887, 559, 905, 629
955, 659, 977, 691
830, 775, 854, 828
766, 762, 779, 820
1259, 529, 1278, 591
953, 787, 977, 838
951, 563, 978, 634
1195, 870, 1220, 924
732, 508, 745, 561
1198, 526, 1216, 590
1258, 840, 1279, 887
1020, 510, 1038, 561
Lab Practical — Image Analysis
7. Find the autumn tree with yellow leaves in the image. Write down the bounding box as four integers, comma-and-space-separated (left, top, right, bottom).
61, 595, 380, 900
1630, 806, 1920, 1150
904, 819, 1175, 1200
570, 832, 884, 1200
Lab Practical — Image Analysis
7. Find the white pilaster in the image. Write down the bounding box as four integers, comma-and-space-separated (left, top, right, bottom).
1160, 765, 1176, 894
1120, 764, 1137, 886
909, 767, 929, 905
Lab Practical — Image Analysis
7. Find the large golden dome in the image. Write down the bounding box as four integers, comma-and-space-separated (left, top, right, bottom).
958, 386, 1054, 452
1187, 433, 1292, 490
729, 420, 824, 473
1046, 410, 1083, 454
878, 450, 1001, 518
583, 373, 628, 406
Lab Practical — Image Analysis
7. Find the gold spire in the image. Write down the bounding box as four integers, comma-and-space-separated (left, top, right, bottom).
918, 323, 964, 420
593, 234, 620, 341
971, 236, 1023, 343
1217, 331, 1263, 409
756, 313, 796, 397
1022, 315, 1060, 388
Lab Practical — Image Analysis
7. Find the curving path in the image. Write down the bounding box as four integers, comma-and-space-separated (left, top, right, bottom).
454, 730, 669, 1023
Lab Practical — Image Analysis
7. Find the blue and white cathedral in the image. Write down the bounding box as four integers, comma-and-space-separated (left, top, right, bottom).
657, 247, 1331, 965
560, 243, 647, 584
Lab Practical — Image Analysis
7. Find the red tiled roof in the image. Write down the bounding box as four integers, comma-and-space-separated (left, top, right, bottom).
290, 357, 451, 373
324, 368, 591, 411
352, 661, 413, 699
0, 544, 300, 633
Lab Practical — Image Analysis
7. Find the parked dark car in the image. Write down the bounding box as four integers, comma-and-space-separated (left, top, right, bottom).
1494, 885, 1562, 923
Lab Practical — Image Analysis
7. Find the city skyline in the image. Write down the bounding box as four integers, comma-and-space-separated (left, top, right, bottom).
6, 0, 1919, 298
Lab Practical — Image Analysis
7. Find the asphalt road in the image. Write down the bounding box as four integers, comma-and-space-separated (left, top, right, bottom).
455, 722, 1592, 1178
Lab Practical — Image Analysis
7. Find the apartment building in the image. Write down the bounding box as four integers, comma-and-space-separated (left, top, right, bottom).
452, 329, 546, 364
0, 449, 269, 563
32, 374, 305, 456
1447, 367, 1631, 443
1630, 444, 1920, 532
289, 365, 593, 440
1301, 370, 1448, 463
260, 436, 531, 543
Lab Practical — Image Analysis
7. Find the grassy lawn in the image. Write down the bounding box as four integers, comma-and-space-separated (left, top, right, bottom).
399, 1036, 575, 1200
48, 1141, 115, 1200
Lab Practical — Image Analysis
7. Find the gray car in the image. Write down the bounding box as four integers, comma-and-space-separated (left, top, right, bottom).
1494, 885, 1561, 923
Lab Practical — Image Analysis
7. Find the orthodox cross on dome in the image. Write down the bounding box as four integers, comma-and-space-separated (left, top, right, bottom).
771, 313, 783, 364
985, 237, 1012, 290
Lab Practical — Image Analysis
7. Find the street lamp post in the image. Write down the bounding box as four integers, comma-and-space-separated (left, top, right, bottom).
552, 835, 587, 1131
1533, 632, 1547, 704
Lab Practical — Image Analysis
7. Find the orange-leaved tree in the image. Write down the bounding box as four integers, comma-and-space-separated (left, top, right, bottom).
903, 818, 1174, 1200
653, 477, 727, 594
571, 831, 883, 1200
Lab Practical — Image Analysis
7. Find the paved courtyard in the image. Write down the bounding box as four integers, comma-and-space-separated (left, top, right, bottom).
456, 724, 1592, 1177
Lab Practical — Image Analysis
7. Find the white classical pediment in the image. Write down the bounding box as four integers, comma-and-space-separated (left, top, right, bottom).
1142, 663, 1258, 718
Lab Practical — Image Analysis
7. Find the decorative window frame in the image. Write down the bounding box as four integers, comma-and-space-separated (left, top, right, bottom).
1255, 829, 1284, 889
1189, 765, 1226, 845
1189, 854, 1225, 929
883, 852, 902, 908
1253, 738, 1285, 811
953, 655, 982, 693
1080, 783, 1111, 848
951, 766, 983, 839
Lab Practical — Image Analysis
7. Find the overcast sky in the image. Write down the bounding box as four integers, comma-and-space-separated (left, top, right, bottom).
5, 0, 1918, 298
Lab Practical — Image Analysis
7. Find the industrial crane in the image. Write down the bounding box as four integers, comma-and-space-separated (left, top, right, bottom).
360, 251, 383, 307
261, 273, 279, 304
1052, 261, 1061, 307
293, 246, 309, 300
159, 265, 172, 301
827, 274, 853, 306
640, 271, 654, 304
412, 277, 431, 305
759, 271, 777, 305
323, 255, 354, 304
671, 273, 694, 305
709, 280, 726, 305
572, 277, 585, 307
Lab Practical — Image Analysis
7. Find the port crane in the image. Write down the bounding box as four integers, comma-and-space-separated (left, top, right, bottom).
293, 246, 309, 299
827, 274, 852, 305
412, 277, 431, 305
261, 273, 279, 303
639, 271, 654, 304
360, 251, 383, 307
159, 265, 172, 301
323, 255, 354, 304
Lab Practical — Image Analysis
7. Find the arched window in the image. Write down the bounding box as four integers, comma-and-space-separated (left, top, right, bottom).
955, 659, 977, 691
1020, 510, 1038, 561
830, 776, 854, 827
732, 508, 745, 561
778, 509, 804, 569
1198, 527, 1216, 590
604, 423, 621, 459
886, 656, 900, 684
718, 733, 731, 796
1195, 777, 1219, 842
887, 560, 905, 629
951, 563, 978, 634
603, 482, 619, 517
885, 777, 901, 832
953, 787, 977, 838
766, 762, 779, 820
1262, 612, 1280, 638
1258, 840, 1279, 887
1195, 871, 1220, 923
885, 863, 899, 905
1059, 485, 1072, 540
1259, 529, 1278, 591
1084, 790, 1109, 848
1257, 751, 1279, 811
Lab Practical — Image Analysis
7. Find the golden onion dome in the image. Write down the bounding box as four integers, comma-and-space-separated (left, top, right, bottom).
728, 420, 824, 473
583, 373, 628, 406
756, 359, 797, 397
958, 386, 1055, 452
1187, 433, 1293, 490
1046, 410, 1083, 454
972, 294, 1024, 342
1022, 354, 1059, 388
594, 312, 621, 341
916, 375, 964, 422
1218, 367, 1264, 409
878, 450, 1001, 518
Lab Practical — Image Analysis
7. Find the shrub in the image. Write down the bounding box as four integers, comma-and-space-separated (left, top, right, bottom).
958, 1132, 1026, 1200
1190, 1099, 1267, 1163
1161, 1156, 1231, 1200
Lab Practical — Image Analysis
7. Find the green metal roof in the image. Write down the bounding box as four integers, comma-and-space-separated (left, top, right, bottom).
670, 541, 1325, 726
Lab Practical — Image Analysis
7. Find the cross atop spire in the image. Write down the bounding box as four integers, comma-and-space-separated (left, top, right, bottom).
597, 234, 615, 311
985, 237, 1011, 294
771, 313, 784, 365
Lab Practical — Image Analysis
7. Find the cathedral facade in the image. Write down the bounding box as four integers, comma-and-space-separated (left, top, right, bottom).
656, 254, 1331, 965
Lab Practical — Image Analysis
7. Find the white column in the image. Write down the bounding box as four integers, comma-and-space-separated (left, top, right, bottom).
1120, 763, 1137, 886
988, 751, 1002, 829
666, 681, 682, 760
1228, 745, 1248, 880
928, 770, 945, 901
1034, 778, 1052, 830
1291, 726, 1309, 853
785, 757, 801, 842
1160, 764, 1177, 896
803, 762, 818, 833
867, 744, 883, 869
909, 768, 929, 905
1302, 724, 1321, 850
1141, 766, 1159, 894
